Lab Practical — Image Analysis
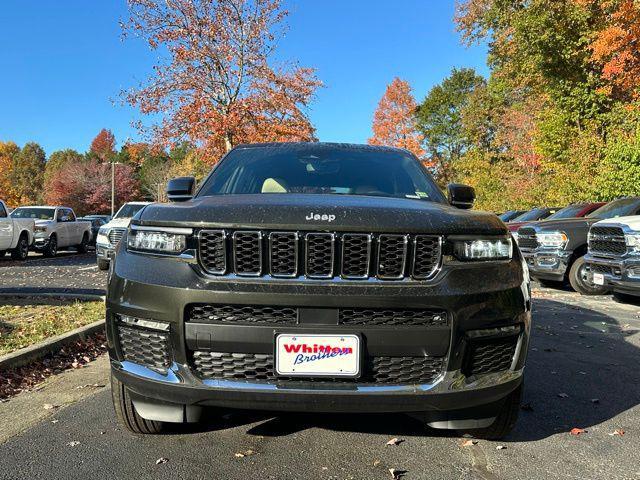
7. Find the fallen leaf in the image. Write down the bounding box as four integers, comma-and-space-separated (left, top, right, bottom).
389, 468, 407, 479
460, 439, 478, 447
496, 445, 507, 450
570, 428, 586, 435
609, 429, 625, 436
155, 458, 168, 465
373, 460, 381, 467
234, 453, 245, 458
66, 441, 80, 447
43, 404, 57, 410
51, 419, 59, 424
386, 437, 404, 446
557, 393, 569, 398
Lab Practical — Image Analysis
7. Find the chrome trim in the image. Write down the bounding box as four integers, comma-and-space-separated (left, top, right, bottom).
233, 231, 263, 277
376, 234, 408, 279
130, 225, 193, 235
128, 248, 197, 263
268, 231, 299, 278
198, 229, 227, 274
115, 358, 524, 395
340, 233, 372, 279
305, 232, 335, 279
411, 235, 442, 280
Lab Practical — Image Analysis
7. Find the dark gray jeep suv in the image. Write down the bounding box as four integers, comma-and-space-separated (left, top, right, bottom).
106, 143, 531, 439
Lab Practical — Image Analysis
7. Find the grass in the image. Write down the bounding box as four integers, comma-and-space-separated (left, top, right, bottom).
0, 300, 105, 356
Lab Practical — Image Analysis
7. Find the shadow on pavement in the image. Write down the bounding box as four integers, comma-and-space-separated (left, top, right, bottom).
166, 298, 638, 442
0, 251, 95, 269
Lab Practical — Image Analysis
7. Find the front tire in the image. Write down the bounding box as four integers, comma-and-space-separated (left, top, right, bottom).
77, 233, 89, 253
569, 256, 608, 295
43, 235, 58, 258
10, 234, 29, 260
97, 258, 110, 271
111, 373, 164, 434
464, 384, 523, 440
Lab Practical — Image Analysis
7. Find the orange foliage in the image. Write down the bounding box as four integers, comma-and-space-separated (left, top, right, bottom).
90, 129, 116, 161
590, 0, 640, 100
123, 0, 322, 164
368, 78, 425, 160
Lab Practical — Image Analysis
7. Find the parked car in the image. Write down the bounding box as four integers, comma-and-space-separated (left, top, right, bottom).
96, 202, 151, 270
516, 197, 640, 294
585, 215, 640, 302
106, 142, 531, 440
507, 207, 562, 232
78, 217, 108, 246
84, 214, 112, 224
0, 200, 34, 260
10, 206, 92, 257
498, 210, 527, 222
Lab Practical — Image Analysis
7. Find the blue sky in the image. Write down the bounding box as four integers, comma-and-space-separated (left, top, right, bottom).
0, 1, 488, 156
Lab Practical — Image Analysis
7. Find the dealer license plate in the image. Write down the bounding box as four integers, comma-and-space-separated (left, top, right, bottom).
275, 334, 360, 377
593, 272, 605, 286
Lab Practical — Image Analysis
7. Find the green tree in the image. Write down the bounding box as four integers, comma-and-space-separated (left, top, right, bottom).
44, 149, 84, 186
12, 142, 46, 204
416, 68, 486, 183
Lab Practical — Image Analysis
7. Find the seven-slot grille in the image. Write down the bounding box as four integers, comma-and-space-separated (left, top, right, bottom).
589, 226, 627, 256
190, 352, 445, 385
197, 229, 441, 281
108, 228, 126, 246
516, 227, 538, 250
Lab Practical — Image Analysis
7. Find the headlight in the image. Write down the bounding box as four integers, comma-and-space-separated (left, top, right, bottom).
537, 231, 567, 248
127, 228, 188, 254
97, 227, 110, 245
454, 238, 512, 261
34, 226, 47, 233
625, 233, 640, 254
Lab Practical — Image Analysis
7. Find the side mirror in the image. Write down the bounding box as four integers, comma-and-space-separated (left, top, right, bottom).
447, 183, 475, 209
166, 176, 196, 202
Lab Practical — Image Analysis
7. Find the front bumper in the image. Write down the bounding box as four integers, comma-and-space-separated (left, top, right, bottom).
520, 248, 571, 281
584, 254, 640, 296
32, 235, 50, 250
106, 245, 531, 420
96, 244, 115, 261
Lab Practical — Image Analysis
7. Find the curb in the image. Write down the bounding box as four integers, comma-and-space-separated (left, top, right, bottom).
0, 320, 105, 371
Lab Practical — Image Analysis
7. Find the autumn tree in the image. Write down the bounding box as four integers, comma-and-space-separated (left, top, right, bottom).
11, 142, 46, 205
44, 149, 84, 187
416, 68, 485, 183
122, 0, 322, 163
368, 77, 425, 160
90, 129, 117, 162
46, 159, 140, 215
0, 142, 21, 206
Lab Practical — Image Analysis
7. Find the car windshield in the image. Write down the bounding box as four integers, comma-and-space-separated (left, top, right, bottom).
588, 198, 640, 219
114, 204, 146, 219
197, 145, 447, 203
546, 204, 585, 220
512, 208, 547, 222
11, 208, 55, 220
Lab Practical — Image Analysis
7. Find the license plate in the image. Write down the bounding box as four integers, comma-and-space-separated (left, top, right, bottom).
275, 334, 360, 377
593, 273, 605, 285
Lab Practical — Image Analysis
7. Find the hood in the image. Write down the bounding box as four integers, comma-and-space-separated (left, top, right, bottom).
593, 215, 640, 230
136, 194, 507, 235
532, 217, 598, 232
104, 217, 134, 229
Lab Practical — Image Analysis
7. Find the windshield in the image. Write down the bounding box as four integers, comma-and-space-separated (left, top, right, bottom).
546, 204, 585, 220
588, 198, 640, 219
197, 145, 447, 203
114, 204, 146, 219
11, 208, 55, 220
512, 208, 547, 222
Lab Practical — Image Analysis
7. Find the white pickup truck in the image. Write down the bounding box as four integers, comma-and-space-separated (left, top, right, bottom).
585, 215, 640, 302
0, 200, 35, 260
10, 206, 92, 257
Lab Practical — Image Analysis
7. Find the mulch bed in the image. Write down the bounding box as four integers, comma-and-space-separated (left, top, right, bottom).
0, 333, 107, 400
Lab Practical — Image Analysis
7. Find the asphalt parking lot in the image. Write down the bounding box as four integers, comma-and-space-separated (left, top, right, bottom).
0, 254, 639, 479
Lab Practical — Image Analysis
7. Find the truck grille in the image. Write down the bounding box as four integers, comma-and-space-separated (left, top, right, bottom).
108, 228, 126, 246
190, 352, 445, 385
187, 304, 448, 327
117, 325, 170, 373
516, 227, 537, 250
197, 229, 442, 281
589, 226, 626, 256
